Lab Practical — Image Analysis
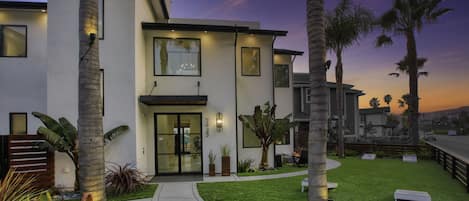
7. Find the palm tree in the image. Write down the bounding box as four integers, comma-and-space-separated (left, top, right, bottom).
325, 0, 374, 158
369, 97, 381, 108
389, 56, 429, 78
384, 94, 392, 106
376, 0, 452, 145
306, 0, 329, 200
78, 0, 105, 200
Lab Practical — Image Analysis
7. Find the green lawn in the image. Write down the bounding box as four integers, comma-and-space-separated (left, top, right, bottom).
237, 165, 307, 177
198, 158, 469, 201
69, 184, 157, 201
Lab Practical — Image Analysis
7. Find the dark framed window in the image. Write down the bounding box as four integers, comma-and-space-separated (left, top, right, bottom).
154, 38, 201, 76
305, 88, 312, 103
0, 25, 27, 57
98, 0, 104, 39
242, 116, 261, 148
275, 119, 290, 145
274, 64, 289, 87
100, 69, 104, 116
9, 113, 27, 135
241, 47, 260, 76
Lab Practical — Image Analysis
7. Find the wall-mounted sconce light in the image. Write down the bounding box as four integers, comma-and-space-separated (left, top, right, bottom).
216, 112, 223, 132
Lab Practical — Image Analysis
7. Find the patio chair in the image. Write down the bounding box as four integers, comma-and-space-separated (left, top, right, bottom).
295, 150, 308, 167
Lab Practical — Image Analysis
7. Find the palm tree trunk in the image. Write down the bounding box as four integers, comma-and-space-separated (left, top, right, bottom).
406, 31, 420, 145
307, 0, 328, 200
335, 50, 345, 158
78, 0, 106, 200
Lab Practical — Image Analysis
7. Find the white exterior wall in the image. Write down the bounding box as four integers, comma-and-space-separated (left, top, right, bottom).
273, 54, 294, 155
143, 30, 238, 174
47, 0, 138, 189
0, 11, 47, 135
236, 34, 275, 168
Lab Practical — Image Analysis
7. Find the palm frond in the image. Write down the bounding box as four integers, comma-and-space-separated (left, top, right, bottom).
376, 34, 393, 47
104, 125, 129, 144
379, 9, 398, 30
418, 71, 429, 77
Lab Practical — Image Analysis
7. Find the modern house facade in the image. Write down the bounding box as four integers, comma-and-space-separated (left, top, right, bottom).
359, 107, 392, 137
0, 0, 301, 189
292, 73, 364, 151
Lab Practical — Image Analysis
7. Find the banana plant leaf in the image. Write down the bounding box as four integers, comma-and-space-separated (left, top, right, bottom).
37, 126, 70, 152
58, 117, 77, 146
32, 112, 65, 138
104, 125, 129, 145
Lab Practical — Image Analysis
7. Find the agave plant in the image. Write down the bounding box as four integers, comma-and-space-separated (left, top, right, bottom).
32, 112, 129, 191
0, 169, 43, 201
105, 163, 144, 195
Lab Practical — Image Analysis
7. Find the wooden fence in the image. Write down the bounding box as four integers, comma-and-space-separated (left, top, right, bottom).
427, 142, 469, 193
7, 135, 54, 189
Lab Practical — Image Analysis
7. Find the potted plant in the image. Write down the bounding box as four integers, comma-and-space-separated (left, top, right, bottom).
221, 144, 231, 176
208, 150, 216, 176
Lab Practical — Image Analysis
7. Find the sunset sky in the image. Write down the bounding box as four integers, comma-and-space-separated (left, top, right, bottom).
171, 0, 469, 114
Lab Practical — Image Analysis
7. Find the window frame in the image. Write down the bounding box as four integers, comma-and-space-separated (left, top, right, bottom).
98, 0, 104, 40
305, 88, 312, 103
241, 47, 261, 76
0, 24, 27, 58
241, 115, 261, 148
274, 64, 290, 88
275, 119, 291, 145
153, 37, 202, 77
9, 112, 27, 135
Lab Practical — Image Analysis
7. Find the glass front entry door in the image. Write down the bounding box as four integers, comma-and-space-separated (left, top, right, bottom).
155, 113, 202, 175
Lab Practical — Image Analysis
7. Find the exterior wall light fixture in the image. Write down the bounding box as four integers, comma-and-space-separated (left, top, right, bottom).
216, 112, 223, 132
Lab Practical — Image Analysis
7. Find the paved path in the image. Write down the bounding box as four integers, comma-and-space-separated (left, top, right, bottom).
153, 159, 341, 201
429, 135, 469, 162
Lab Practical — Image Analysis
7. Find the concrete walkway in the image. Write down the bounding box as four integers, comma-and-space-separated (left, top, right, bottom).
153, 159, 341, 201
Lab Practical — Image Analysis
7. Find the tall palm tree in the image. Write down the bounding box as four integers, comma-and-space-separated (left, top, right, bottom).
384, 94, 392, 106
369, 97, 381, 108
376, 0, 452, 145
307, 0, 328, 200
78, 0, 106, 200
325, 0, 374, 158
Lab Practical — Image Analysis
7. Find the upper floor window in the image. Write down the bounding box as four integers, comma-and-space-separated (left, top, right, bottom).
154, 38, 201, 76
98, 0, 104, 39
0, 25, 27, 57
274, 64, 289, 87
241, 47, 260, 76
305, 88, 312, 103
10, 113, 27, 135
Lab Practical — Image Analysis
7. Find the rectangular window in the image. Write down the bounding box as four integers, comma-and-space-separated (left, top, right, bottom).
305, 88, 312, 103
0, 25, 27, 57
242, 116, 261, 148
275, 119, 291, 145
154, 38, 201, 76
98, 0, 104, 39
100, 69, 104, 116
10, 113, 27, 135
241, 47, 260, 76
274, 64, 289, 87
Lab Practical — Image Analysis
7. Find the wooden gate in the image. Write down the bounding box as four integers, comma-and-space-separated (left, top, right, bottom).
7, 135, 54, 189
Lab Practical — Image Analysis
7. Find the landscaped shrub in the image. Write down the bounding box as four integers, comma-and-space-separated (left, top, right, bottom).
344, 149, 360, 157
105, 163, 145, 195
238, 159, 254, 173
0, 169, 44, 201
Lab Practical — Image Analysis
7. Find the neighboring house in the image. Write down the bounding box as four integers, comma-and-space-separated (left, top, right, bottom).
0, 0, 301, 189
359, 107, 391, 137
292, 73, 364, 151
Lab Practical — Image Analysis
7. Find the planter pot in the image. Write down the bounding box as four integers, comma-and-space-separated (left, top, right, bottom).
209, 164, 216, 176
221, 156, 230, 176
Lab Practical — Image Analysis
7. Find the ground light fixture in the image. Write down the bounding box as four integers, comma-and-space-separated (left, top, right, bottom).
216, 112, 223, 132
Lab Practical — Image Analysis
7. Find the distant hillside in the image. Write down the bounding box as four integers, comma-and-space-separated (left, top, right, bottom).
421, 106, 469, 120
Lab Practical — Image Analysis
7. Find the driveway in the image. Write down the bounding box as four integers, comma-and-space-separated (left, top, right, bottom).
431, 135, 469, 162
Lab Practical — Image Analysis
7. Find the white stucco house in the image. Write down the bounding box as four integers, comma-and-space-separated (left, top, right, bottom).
359, 107, 392, 137
0, 0, 302, 189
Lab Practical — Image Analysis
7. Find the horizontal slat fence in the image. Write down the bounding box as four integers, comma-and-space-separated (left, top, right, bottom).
428, 142, 469, 193
7, 135, 54, 189
328, 143, 431, 158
